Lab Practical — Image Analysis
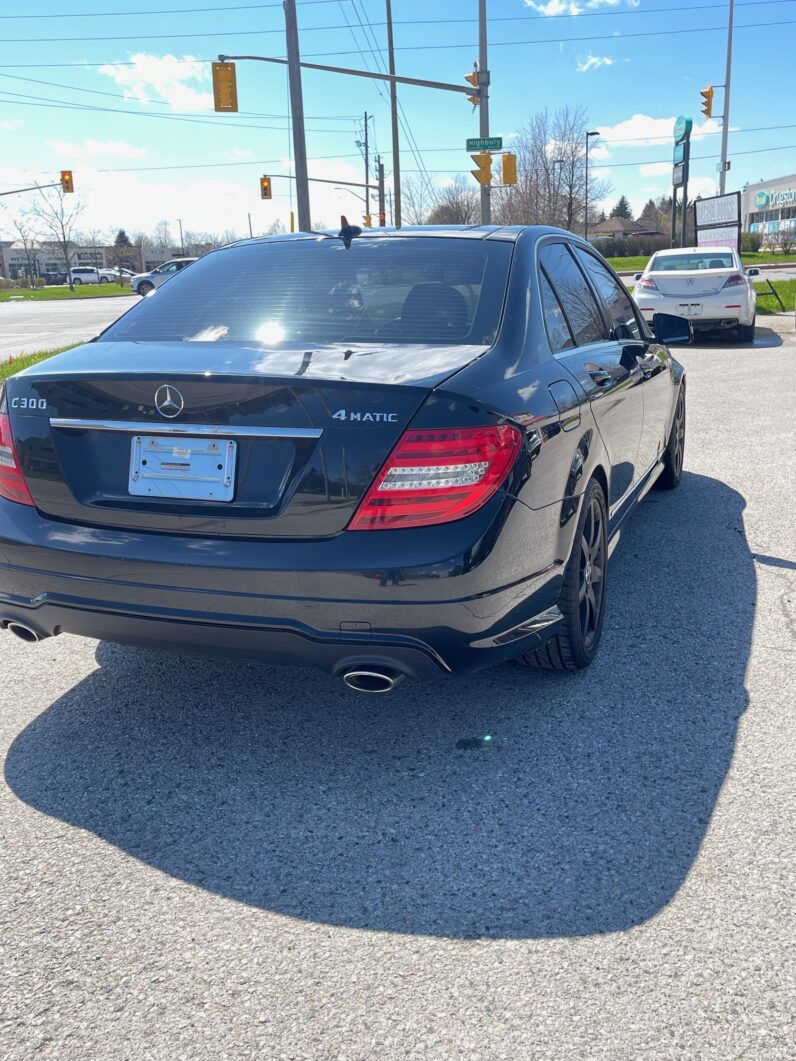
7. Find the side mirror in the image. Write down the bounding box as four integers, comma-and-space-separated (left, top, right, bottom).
746, 267, 760, 277
652, 312, 693, 346
633, 272, 643, 281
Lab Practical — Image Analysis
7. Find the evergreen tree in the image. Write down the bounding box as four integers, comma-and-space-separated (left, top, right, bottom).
609, 195, 632, 220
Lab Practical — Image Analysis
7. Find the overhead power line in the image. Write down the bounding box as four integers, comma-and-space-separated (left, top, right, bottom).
0, 0, 789, 21
2, 14, 793, 45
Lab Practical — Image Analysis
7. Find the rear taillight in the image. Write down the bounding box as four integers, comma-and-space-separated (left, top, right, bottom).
349, 425, 523, 531
722, 273, 745, 288
636, 276, 658, 290
0, 412, 34, 506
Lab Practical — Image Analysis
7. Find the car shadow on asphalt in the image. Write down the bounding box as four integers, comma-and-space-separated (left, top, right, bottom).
690, 324, 783, 349
5, 471, 754, 940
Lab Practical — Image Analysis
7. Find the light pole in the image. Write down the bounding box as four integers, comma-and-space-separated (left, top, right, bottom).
552, 158, 565, 227
584, 130, 599, 240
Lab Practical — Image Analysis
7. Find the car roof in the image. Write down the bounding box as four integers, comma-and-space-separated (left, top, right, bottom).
226, 224, 579, 249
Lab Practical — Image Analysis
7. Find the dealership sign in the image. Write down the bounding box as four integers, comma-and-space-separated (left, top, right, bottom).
694, 191, 742, 252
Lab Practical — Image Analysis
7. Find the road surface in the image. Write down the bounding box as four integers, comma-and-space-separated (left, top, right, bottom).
1, 318, 795, 1060
0, 296, 135, 361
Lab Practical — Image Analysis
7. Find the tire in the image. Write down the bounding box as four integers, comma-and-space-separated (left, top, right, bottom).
737, 316, 755, 343
137, 281, 155, 296
656, 381, 686, 490
72, 278, 82, 286
521, 477, 608, 671
100, 276, 109, 284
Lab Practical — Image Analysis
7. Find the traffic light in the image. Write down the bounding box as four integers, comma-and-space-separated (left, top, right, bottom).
260, 175, 272, 200
464, 68, 480, 106
212, 61, 238, 113
700, 84, 714, 119
60, 170, 74, 194
379, 211, 386, 227
502, 153, 517, 186
470, 152, 492, 186
362, 214, 372, 228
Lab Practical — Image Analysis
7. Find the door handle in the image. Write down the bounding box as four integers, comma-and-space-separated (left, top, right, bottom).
586, 366, 613, 386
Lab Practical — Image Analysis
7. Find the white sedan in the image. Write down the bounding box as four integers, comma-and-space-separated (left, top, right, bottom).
632, 246, 759, 342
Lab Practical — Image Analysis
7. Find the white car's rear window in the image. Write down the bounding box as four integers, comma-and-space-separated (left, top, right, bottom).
650, 253, 734, 271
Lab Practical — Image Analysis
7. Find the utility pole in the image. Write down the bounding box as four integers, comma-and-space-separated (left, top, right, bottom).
385, 0, 401, 228
363, 112, 370, 219
584, 130, 599, 240
283, 0, 311, 231
377, 156, 386, 226
178, 218, 185, 255
719, 0, 734, 195
478, 0, 490, 225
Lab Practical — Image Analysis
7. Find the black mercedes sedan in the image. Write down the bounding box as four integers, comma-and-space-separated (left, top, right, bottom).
0, 226, 688, 691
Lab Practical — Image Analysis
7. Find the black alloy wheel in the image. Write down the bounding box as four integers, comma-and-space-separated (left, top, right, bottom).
137, 281, 155, 296
656, 382, 686, 490
522, 476, 608, 671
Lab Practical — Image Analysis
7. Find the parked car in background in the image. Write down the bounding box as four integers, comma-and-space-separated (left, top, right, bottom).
130, 258, 197, 296
632, 246, 759, 342
99, 267, 135, 284
42, 272, 68, 286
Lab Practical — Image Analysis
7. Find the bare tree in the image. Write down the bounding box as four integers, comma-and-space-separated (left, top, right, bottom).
152, 220, 174, 253
6, 211, 41, 284
426, 176, 479, 225
29, 188, 84, 290
493, 106, 611, 232
402, 175, 435, 225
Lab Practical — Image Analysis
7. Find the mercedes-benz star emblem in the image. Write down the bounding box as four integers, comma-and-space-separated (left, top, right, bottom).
154, 385, 184, 419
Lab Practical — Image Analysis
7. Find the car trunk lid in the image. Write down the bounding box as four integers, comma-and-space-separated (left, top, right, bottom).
649, 269, 737, 297
5, 339, 490, 538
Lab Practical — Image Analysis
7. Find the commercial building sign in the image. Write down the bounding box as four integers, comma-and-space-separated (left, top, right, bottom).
753, 186, 796, 210
694, 191, 742, 251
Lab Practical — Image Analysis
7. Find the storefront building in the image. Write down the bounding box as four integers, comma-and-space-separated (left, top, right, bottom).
743, 173, 796, 238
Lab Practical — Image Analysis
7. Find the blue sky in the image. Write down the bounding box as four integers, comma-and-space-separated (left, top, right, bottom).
1, 0, 794, 238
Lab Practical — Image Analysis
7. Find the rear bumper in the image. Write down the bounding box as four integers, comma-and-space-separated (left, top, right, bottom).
0, 496, 567, 679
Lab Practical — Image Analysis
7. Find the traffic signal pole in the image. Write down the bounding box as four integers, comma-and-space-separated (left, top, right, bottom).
283, 0, 311, 232
719, 0, 734, 195
478, 0, 490, 225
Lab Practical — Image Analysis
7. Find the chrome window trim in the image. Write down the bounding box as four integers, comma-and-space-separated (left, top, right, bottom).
49, 419, 322, 440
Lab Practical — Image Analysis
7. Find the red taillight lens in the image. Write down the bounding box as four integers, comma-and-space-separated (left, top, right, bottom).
349, 425, 523, 531
636, 276, 658, 290
0, 412, 34, 506
722, 273, 745, 288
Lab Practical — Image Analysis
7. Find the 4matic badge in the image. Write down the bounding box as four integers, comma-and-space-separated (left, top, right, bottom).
332, 409, 398, 422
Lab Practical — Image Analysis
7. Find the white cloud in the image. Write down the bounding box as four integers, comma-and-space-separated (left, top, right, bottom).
0, 119, 23, 131
98, 53, 213, 112
589, 143, 612, 161
46, 138, 147, 160
639, 162, 671, 177
596, 113, 723, 149
689, 176, 718, 200
591, 167, 610, 180
526, 0, 631, 12
577, 53, 616, 72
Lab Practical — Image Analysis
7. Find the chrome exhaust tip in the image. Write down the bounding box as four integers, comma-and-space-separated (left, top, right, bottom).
5, 621, 44, 644
342, 669, 404, 694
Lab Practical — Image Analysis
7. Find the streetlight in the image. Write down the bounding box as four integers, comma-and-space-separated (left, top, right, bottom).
334, 186, 366, 204
552, 158, 565, 228
584, 130, 599, 241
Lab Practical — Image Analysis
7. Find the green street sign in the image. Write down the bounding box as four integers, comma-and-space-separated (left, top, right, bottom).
466, 136, 503, 152
673, 115, 693, 144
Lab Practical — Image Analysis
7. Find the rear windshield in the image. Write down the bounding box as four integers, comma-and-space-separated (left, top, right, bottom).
101, 236, 513, 347
650, 252, 734, 271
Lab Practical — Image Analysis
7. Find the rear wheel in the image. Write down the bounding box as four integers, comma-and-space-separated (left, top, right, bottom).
72, 278, 82, 286
737, 316, 755, 343
656, 381, 686, 490
137, 281, 155, 296
521, 477, 608, 671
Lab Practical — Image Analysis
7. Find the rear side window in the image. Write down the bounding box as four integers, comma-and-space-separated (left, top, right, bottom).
574, 248, 641, 340
539, 243, 607, 347
539, 271, 574, 353
100, 237, 514, 347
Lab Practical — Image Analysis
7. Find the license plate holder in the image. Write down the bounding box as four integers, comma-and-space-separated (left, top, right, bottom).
678, 303, 702, 316
129, 435, 237, 502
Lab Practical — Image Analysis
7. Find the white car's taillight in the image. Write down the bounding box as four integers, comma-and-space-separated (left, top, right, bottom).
636, 276, 658, 291
349, 425, 523, 531
722, 273, 746, 288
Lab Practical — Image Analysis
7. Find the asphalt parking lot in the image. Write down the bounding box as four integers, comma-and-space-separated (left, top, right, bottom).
1, 317, 794, 1059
